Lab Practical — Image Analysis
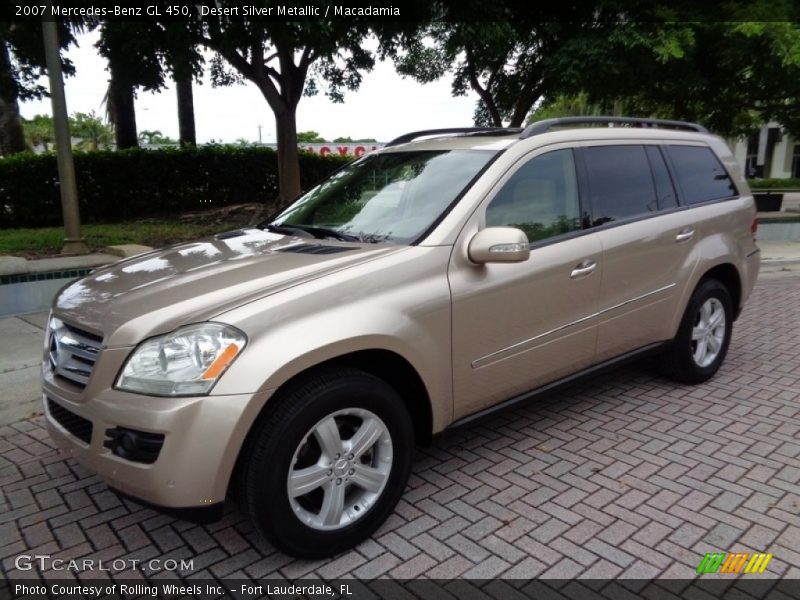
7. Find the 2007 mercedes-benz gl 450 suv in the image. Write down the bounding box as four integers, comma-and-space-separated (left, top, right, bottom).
44, 117, 759, 557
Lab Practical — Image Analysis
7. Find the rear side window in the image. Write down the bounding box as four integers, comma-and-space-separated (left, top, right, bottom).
582, 145, 658, 225
664, 145, 737, 204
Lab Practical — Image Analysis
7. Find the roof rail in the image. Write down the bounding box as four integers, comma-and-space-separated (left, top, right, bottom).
386, 127, 522, 147
519, 116, 709, 139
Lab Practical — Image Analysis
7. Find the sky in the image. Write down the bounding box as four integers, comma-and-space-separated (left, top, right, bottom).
19, 31, 480, 144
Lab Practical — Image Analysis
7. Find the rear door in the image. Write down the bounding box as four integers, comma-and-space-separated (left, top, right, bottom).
578, 143, 699, 361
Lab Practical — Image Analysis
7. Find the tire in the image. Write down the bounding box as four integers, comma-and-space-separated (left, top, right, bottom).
662, 278, 733, 384
236, 367, 413, 558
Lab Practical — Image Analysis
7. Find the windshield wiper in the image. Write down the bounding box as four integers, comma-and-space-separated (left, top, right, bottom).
299, 225, 361, 242
264, 223, 359, 242
262, 224, 313, 238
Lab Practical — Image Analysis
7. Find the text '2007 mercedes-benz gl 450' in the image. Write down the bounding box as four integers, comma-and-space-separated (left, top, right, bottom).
43, 117, 759, 557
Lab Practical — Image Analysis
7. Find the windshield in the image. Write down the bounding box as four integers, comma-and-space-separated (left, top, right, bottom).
268, 150, 497, 244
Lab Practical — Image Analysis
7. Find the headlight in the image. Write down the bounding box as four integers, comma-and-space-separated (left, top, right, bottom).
116, 323, 247, 396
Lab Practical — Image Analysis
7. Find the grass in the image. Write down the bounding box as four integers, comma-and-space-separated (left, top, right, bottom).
0, 220, 242, 258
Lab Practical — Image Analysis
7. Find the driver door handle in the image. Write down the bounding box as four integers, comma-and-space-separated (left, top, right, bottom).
676, 227, 695, 242
570, 259, 597, 279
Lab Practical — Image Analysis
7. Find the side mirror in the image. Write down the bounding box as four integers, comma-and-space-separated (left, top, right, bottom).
468, 227, 530, 264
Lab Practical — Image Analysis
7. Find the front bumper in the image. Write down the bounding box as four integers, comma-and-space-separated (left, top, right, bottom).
43, 378, 273, 508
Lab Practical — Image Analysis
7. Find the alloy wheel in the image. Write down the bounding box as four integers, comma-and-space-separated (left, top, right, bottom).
287, 408, 393, 531
691, 297, 726, 368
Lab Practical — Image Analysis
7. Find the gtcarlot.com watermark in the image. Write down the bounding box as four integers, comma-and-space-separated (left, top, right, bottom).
14, 554, 193, 573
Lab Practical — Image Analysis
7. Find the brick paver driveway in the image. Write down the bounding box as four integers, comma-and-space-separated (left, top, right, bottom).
2, 272, 799, 581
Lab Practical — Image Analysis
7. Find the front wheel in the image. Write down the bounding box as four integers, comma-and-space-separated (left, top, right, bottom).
236, 368, 413, 558
662, 279, 733, 384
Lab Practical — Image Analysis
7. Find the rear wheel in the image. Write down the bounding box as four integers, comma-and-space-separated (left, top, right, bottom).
237, 368, 413, 558
662, 279, 733, 384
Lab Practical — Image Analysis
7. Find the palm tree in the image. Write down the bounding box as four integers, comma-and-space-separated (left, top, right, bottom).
71, 111, 113, 151
175, 70, 196, 147
138, 129, 163, 145
138, 129, 177, 145
103, 70, 138, 149
22, 114, 55, 151
0, 39, 27, 155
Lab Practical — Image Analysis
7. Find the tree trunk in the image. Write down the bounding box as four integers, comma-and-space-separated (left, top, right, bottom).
508, 111, 526, 128
508, 96, 538, 127
0, 41, 26, 155
465, 48, 503, 127
205, 38, 306, 205
0, 95, 26, 155
275, 109, 301, 206
108, 70, 138, 149
175, 72, 195, 147
508, 75, 543, 127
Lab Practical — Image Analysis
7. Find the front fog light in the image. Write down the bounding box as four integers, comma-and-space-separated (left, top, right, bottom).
116, 323, 246, 396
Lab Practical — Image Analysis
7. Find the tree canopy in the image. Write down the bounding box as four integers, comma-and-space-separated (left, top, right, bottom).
1, 19, 79, 154
333, 136, 377, 143
388, 3, 605, 127
22, 111, 114, 151
198, 7, 375, 201
297, 130, 327, 143
392, 1, 800, 137
550, 16, 800, 137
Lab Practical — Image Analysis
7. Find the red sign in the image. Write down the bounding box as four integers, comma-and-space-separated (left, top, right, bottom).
303, 144, 383, 157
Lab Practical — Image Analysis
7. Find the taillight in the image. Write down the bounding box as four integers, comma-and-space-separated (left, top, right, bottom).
750, 217, 758, 238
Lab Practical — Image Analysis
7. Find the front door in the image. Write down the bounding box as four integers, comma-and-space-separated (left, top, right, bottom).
449, 148, 602, 420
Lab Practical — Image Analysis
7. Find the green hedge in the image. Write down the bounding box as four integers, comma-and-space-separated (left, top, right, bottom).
749, 177, 800, 190
0, 146, 349, 228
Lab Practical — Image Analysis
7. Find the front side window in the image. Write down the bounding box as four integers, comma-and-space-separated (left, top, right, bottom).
269, 150, 497, 244
485, 149, 581, 243
664, 145, 737, 204
582, 145, 658, 225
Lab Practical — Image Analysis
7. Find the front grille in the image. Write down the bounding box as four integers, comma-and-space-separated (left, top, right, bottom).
48, 319, 103, 389
47, 397, 93, 444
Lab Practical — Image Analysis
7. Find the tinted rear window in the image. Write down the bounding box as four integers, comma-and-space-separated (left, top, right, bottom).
664, 145, 737, 204
582, 145, 658, 225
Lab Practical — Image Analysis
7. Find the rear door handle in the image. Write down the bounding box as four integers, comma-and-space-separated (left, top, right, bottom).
676, 227, 695, 242
570, 259, 597, 279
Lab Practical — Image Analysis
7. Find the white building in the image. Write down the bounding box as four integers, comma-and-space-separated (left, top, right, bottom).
730, 123, 800, 179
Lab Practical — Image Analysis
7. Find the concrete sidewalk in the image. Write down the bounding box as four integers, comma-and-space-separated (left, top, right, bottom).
0, 250, 151, 422
758, 240, 800, 267
0, 311, 48, 425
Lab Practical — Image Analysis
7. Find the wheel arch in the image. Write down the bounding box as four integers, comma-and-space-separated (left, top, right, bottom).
228, 349, 434, 497
316, 349, 434, 445
700, 263, 742, 320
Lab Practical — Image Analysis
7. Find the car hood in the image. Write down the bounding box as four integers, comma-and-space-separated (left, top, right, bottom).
53, 229, 403, 347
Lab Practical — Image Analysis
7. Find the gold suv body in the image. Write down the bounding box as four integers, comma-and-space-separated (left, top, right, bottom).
43, 119, 760, 556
